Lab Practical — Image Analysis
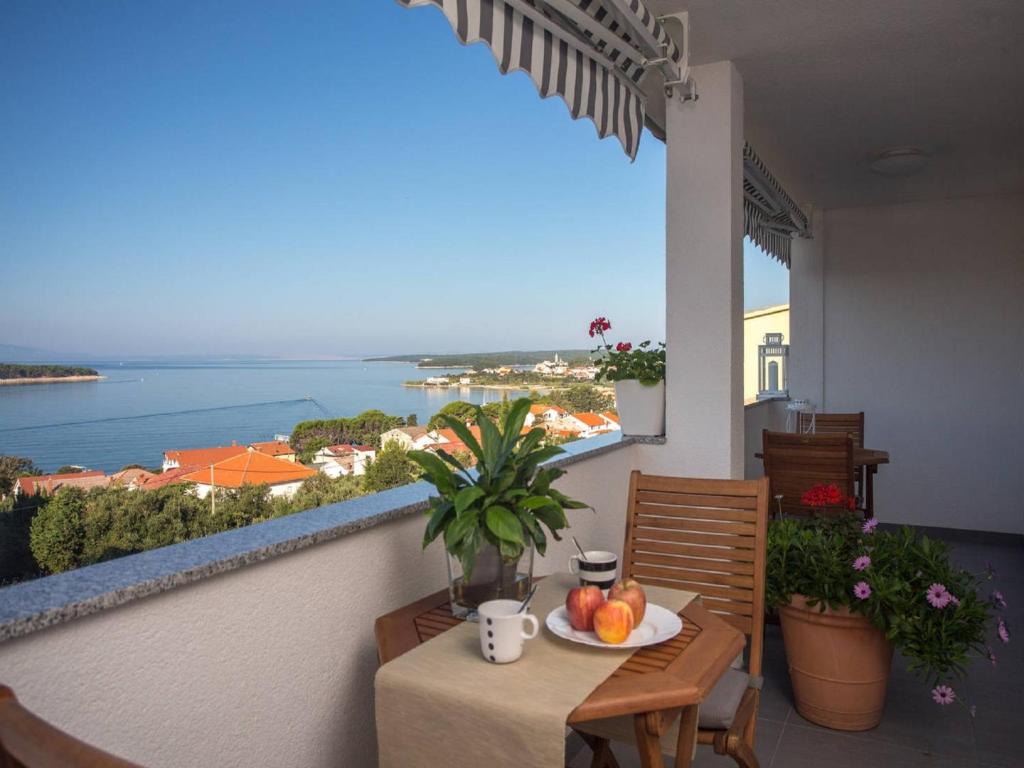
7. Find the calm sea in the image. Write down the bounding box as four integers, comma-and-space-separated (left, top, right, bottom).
0, 360, 523, 473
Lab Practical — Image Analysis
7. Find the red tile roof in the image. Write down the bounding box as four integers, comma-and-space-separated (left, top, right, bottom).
14, 470, 108, 497
572, 412, 607, 428
180, 451, 316, 488
601, 411, 620, 424
164, 445, 248, 467
111, 468, 157, 485
325, 444, 356, 455
137, 466, 196, 490
352, 444, 375, 453
530, 404, 566, 415
250, 441, 295, 457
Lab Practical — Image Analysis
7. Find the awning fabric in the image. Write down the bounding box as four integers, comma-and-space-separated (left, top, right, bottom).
399, 1, 809, 264
743, 143, 809, 267
397, 0, 683, 160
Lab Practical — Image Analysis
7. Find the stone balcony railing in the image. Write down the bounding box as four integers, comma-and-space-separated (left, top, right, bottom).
0, 433, 657, 768
0, 401, 792, 768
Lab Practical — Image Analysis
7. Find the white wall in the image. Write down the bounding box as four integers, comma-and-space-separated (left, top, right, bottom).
0, 446, 637, 768
820, 193, 1024, 533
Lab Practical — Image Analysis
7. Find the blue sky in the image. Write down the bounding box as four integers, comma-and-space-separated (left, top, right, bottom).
0, 1, 787, 358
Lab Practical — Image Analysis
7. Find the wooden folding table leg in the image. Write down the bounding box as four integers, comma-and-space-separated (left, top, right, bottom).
672, 705, 700, 768
632, 713, 666, 768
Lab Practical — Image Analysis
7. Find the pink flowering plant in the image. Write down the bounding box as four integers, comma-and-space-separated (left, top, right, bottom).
767, 508, 1008, 713
587, 316, 665, 386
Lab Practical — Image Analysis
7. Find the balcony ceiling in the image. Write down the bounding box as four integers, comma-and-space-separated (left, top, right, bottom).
646, 0, 1024, 210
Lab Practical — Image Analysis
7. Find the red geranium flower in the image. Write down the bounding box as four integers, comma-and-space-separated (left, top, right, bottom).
588, 316, 612, 338
616, 342, 632, 352
800, 483, 849, 509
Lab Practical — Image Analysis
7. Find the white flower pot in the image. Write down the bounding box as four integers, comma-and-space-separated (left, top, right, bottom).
614, 379, 665, 436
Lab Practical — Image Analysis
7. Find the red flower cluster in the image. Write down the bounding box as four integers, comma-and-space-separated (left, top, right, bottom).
800, 483, 845, 508
588, 317, 612, 338
616, 342, 632, 352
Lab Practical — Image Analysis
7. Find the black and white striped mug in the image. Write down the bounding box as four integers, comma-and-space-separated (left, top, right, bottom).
568, 550, 618, 591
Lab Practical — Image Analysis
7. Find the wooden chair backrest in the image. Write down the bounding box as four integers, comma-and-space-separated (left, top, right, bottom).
621, 473, 769, 678
0, 686, 142, 768
799, 411, 865, 448
762, 430, 855, 516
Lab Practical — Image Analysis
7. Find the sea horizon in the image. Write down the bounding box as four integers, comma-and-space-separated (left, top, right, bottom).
0, 359, 527, 473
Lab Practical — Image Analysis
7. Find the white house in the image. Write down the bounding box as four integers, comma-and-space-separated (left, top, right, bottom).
180, 451, 316, 500
379, 426, 432, 451
313, 444, 377, 477
524, 404, 567, 428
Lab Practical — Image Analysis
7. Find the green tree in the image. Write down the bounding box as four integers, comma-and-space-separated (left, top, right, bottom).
55, 465, 84, 475
427, 400, 478, 430
29, 487, 87, 574
287, 474, 364, 512
290, 409, 405, 461
0, 495, 44, 583
539, 384, 614, 414
363, 442, 418, 493
0, 455, 39, 495
406, 413, 418, 427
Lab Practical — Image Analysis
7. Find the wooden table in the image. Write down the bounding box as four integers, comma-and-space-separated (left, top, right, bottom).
376, 585, 745, 768
855, 449, 889, 518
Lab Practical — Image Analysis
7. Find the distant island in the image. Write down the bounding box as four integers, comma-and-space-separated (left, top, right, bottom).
366, 349, 594, 368
0, 363, 103, 386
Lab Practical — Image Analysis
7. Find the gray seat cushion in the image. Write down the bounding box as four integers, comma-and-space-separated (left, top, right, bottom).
697, 667, 750, 729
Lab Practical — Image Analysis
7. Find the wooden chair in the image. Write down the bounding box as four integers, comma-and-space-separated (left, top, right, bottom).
0, 686, 142, 768
798, 412, 866, 499
577, 472, 770, 768
798, 411, 864, 447
761, 430, 857, 517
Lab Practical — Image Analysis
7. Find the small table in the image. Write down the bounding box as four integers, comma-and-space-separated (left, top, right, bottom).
376, 585, 745, 768
855, 449, 890, 518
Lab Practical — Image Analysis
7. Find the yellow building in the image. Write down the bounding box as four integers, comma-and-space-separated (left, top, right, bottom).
743, 304, 789, 403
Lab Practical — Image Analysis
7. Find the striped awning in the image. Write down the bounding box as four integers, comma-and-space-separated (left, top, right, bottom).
743, 143, 809, 267
397, 0, 686, 160
399, 1, 809, 263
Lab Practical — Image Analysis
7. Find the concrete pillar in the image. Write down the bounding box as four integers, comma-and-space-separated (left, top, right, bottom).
789, 208, 826, 409
662, 61, 744, 478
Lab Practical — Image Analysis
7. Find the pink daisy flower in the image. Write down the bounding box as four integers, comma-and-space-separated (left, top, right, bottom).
926, 583, 951, 609
853, 581, 872, 600
853, 555, 871, 572
931, 685, 956, 705
998, 618, 1010, 644
992, 591, 1007, 609
862, 518, 878, 534
948, 594, 960, 607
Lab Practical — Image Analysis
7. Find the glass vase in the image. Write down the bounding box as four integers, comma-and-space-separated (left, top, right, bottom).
447, 543, 534, 620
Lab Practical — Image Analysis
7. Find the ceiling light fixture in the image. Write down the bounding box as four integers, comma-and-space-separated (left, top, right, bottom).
869, 146, 930, 177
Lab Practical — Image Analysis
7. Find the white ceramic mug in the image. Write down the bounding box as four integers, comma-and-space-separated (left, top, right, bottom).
569, 550, 618, 590
478, 599, 539, 664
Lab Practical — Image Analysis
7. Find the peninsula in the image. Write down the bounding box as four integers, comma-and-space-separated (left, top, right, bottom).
0, 363, 103, 386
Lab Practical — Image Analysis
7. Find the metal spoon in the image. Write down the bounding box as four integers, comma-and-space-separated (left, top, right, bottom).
572, 537, 589, 561
517, 584, 538, 613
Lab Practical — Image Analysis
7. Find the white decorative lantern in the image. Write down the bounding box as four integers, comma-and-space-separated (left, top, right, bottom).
757, 332, 789, 400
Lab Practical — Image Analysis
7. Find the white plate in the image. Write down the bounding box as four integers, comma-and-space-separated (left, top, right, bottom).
545, 604, 683, 649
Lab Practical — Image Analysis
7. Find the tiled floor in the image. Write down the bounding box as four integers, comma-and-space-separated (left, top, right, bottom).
567, 537, 1023, 768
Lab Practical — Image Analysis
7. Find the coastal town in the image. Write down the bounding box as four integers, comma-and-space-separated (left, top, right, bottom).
6, 403, 620, 504
407, 354, 600, 389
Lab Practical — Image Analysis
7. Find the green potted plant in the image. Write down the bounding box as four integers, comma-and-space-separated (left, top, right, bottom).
588, 316, 666, 436
409, 398, 589, 618
767, 486, 1009, 731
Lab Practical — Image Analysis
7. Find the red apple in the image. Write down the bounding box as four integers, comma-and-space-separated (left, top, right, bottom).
608, 578, 647, 625
565, 585, 604, 631
593, 599, 634, 644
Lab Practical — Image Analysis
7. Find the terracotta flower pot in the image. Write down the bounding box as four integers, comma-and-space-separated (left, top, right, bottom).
778, 594, 893, 731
